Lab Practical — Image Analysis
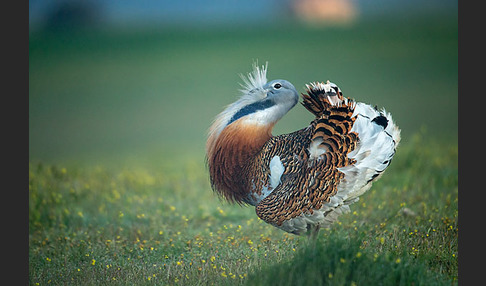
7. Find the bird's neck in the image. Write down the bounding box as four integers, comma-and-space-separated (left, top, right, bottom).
207, 120, 274, 203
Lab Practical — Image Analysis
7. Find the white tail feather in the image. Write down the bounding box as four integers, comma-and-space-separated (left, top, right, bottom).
338, 102, 400, 202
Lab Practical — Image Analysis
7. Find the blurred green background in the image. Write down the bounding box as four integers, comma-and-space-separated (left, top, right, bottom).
29, 3, 458, 284
29, 1, 457, 167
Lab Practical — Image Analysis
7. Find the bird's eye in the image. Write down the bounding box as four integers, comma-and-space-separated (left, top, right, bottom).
273, 83, 282, 89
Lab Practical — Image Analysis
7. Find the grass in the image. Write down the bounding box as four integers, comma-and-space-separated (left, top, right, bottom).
29, 14, 457, 285
29, 131, 457, 285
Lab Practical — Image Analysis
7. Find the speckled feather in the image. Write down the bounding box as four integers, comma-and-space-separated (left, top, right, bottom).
253, 89, 359, 232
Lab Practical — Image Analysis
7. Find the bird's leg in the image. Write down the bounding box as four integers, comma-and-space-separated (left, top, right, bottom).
308, 224, 321, 245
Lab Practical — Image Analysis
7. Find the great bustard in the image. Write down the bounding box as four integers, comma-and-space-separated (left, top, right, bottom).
206, 63, 400, 236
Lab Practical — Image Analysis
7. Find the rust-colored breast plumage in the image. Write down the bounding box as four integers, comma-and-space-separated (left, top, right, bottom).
207, 120, 274, 204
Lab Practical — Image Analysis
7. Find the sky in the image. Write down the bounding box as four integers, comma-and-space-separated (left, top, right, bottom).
29, 0, 457, 30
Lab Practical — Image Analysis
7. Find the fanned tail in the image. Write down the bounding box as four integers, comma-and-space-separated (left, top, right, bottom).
301, 80, 400, 229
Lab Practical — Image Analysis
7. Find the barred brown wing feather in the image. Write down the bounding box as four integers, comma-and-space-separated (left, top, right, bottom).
255, 94, 359, 234
255, 158, 342, 234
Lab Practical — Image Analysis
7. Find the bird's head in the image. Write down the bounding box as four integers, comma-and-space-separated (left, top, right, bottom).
206, 63, 299, 203
207, 63, 299, 151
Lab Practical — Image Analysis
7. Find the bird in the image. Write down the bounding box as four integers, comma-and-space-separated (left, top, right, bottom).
206, 63, 400, 237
